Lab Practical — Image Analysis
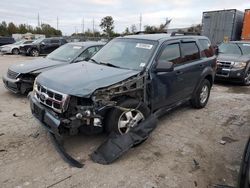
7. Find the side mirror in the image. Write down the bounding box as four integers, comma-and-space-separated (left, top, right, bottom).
40, 42, 45, 45
154, 61, 174, 72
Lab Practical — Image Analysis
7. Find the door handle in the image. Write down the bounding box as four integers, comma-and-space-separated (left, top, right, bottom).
176, 71, 183, 75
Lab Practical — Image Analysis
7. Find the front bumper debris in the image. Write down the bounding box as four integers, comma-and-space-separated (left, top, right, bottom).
91, 115, 157, 165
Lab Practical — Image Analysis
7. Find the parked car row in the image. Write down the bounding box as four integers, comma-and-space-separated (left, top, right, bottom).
0, 37, 68, 56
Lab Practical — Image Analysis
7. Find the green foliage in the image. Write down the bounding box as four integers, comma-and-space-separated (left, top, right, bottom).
0, 21, 62, 37
100, 16, 114, 36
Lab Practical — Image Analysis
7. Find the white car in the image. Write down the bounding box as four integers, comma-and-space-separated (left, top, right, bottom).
0, 40, 33, 55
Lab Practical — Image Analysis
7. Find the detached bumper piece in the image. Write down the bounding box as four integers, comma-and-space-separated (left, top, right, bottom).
49, 133, 84, 168
91, 115, 158, 165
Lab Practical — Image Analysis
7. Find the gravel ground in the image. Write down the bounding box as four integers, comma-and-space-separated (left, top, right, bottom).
0, 55, 249, 188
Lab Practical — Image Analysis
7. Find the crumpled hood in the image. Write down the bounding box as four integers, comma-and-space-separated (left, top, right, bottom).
36, 61, 141, 97
218, 54, 250, 62
9, 58, 68, 74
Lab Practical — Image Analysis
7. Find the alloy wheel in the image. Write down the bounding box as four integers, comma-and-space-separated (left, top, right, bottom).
118, 110, 144, 134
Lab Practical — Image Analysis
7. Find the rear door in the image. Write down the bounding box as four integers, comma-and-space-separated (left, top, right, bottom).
176, 39, 204, 99
49, 39, 60, 53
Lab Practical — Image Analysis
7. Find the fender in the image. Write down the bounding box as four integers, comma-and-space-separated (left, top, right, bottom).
192, 66, 215, 96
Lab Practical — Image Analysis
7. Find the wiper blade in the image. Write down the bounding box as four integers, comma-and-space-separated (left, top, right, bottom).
89, 58, 99, 64
99, 62, 121, 68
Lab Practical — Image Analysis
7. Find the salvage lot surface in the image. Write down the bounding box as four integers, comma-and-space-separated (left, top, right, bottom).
0, 55, 250, 188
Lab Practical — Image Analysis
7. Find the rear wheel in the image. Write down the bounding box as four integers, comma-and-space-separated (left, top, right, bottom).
12, 48, 19, 55
105, 99, 150, 134
30, 49, 39, 57
242, 69, 250, 86
191, 79, 211, 109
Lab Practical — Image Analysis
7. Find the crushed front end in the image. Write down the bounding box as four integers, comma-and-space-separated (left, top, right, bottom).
30, 73, 147, 137
2, 69, 35, 94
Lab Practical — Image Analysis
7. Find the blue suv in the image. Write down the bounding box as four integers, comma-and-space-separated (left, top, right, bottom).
29, 33, 216, 136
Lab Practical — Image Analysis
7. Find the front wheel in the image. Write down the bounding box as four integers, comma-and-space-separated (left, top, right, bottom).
30, 49, 39, 57
12, 48, 19, 55
105, 99, 150, 134
191, 79, 211, 109
242, 69, 250, 86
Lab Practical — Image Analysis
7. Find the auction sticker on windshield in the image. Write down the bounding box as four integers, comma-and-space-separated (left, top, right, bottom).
136, 43, 153, 50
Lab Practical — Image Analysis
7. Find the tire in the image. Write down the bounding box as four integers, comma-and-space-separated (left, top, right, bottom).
105, 99, 150, 134
191, 79, 211, 109
242, 69, 250, 86
12, 48, 19, 55
30, 49, 39, 57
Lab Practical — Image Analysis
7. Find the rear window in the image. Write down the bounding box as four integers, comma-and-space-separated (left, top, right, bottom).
199, 39, 214, 58
181, 42, 200, 62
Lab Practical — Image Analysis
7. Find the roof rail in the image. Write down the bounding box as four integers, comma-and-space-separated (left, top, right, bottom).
135, 31, 168, 35
170, 32, 201, 36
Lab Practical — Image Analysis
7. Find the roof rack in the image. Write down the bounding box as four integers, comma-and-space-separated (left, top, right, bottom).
135, 31, 168, 35
170, 32, 201, 36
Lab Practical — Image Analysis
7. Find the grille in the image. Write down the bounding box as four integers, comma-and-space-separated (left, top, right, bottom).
34, 83, 70, 113
7, 69, 20, 79
217, 61, 232, 69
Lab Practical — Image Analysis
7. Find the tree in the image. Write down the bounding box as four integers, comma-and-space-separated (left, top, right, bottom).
100, 16, 114, 37
7, 22, 18, 34
123, 27, 130, 35
130, 24, 137, 34
0, 21, 8, 36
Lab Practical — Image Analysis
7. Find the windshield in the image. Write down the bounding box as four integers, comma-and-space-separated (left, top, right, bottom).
91, 38, 158, 70
32, 38, 44, 44
14, 40, 25, 45
47, 43, 84, 62
218, 43, 250, 55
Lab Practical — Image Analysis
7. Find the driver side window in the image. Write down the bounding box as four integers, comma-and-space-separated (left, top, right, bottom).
158, 43, 181, 65
79, 47, 97, 60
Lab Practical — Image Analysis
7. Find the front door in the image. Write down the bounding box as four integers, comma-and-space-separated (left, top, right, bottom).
150, 40, 183, 110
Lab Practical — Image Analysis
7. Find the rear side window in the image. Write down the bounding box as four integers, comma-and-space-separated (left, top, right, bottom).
158, 43, 181, 64
199, 39, 214, 57
180, 42, 200, 62
51, 39, 60, 43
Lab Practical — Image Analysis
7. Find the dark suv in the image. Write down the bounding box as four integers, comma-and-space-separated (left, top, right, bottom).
0, 37, 15, 46
20, 37, 67, 57
29, 33, 216, 136
216, 41, 250, 85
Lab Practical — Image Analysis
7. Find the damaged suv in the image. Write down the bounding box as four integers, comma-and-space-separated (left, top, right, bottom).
30, 33, 216, 136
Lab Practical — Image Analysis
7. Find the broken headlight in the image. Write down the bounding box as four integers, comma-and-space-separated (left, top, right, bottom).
233, 62, 246, 69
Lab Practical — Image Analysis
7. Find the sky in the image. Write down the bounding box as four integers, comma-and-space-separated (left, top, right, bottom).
0, 0, 249, 35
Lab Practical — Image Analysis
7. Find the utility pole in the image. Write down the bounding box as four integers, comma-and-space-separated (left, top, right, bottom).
37, 13, 40, 27
92, 18, 95, 37
139, 13, 142, 31
82, 17, 85, 34
57, 16, 59, 30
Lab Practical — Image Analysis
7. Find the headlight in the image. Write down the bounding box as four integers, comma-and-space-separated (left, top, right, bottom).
233, 62, 246, 69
